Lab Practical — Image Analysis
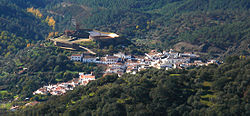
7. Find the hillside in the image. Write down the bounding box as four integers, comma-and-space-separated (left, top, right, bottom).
0, 0, 56, 57
10, 56, 250, 116
0, 0, 53, 40
0, 0, 249, 115
44, 0, 250, 57
2, 0, 248, 57
1, 0, 249, 57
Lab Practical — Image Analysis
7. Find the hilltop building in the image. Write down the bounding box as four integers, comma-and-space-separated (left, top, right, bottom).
64, 29, 119, 40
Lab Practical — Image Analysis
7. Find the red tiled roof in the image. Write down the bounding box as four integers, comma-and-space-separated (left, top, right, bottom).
80, 75, 95, 79
71, 54, 82, 57
83, 56, 96, 58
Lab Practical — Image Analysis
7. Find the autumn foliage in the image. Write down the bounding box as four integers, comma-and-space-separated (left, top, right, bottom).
47, 32, 58, 38
45, 16, 56, 30
27, 7, 56, 30
27, 7, 42, 18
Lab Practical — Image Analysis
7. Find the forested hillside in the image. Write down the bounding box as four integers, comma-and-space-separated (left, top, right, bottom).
0, 0, 53, 40
45, 0, 250, 57
0, 0, 249, 115
1, 0, 249, 57
0, 0, 57, 58
0, 43, 104, 102
10, 56, 249, 116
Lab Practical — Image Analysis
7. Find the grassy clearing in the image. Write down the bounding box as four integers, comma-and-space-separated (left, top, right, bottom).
201, 94, 216, 99
169, 74, 181, 77
0, 90, 8, 94
55, 78, 63, 82
14, 95, 19, 99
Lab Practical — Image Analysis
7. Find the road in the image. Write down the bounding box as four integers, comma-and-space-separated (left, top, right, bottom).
79, 45, 96, 55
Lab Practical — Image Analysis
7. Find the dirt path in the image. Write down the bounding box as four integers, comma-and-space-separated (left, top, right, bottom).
79, 46, 96, 55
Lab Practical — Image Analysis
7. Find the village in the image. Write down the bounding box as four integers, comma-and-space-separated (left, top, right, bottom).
71, 49, 219, 77
33, 27, 221, 96
33, 73, 95, 95
33, 49, 219, 96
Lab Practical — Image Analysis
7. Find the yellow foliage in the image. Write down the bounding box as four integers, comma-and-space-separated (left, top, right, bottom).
26, 43, 31, 47
26, 43, 34, 47
150, 20, 154, 24
117, 99, 125, 104
200, 94, 216, 99
71, 100, 76, 104
89, 92, 95, 97
47, 32, 58, 38
45, 16, 56, 30
27, 7, 43, 18
240, 55, 246, 59
169, 74, 181, 77
136, 25, 139, 29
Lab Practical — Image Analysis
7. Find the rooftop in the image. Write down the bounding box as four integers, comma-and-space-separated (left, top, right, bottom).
71, 54, 82, 57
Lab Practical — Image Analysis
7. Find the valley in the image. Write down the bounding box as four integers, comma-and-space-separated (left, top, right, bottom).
0, 0, 249, 115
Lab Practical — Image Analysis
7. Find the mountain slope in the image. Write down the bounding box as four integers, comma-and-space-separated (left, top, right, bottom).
0, 1, 52, 40
14, 57, 250, 116
44, 0, 250, 57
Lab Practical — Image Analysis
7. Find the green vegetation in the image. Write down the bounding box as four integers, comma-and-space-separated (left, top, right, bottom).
0, 1, 249, 115
0, 90, 8, 94
0, 44, 104, 101
0, 31, 29, 56
41, 0, 250, 57
169, 74, 181, 77
200, 94, 216, 99
0, 103, 12, 109
2, 0, 249, 57
0, 0, 53, 41
6, 56, 248, 116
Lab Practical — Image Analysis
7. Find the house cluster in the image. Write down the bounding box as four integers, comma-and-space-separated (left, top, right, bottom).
33, 73, 95, 95
71, 54, 124, 64
71, 49, 220, 77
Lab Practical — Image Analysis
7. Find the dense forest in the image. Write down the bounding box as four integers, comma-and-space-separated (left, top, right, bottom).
44, 0, 250, 57
0, 0, 53, 41
4, 56, 248, 116
1, 0, 249, 57
0, 43, 104, 102
0, 0, 249, 115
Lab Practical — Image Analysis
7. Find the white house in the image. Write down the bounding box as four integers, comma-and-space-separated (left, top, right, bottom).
33, 88, 48, 95
157, 63, 173, 69
71, 54, 83, 61
79, 73, 96, 85
113, 52, 126, 58
82, 56, 97, 63
104, 56, 121, 64
114, 52, 132, 60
